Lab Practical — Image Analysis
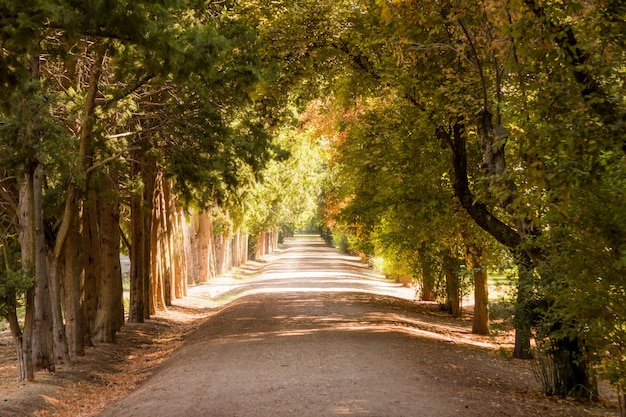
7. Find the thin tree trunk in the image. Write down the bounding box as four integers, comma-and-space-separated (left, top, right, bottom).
162, 179, 181, 304
150, 176, 167, 312
142, 153, 156, 319
129, 186, 145, 323
442, 252, 462, 318
82, 189, 100, 339
513, 253, 533, 359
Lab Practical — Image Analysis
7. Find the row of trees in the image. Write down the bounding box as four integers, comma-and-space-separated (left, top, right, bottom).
0, 0, 318, 382
248, 0, 626, 401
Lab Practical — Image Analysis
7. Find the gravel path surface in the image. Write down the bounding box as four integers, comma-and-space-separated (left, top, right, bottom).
95, 237, 617, 417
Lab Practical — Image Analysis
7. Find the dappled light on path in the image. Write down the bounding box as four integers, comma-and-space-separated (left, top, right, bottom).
183, 236, 508, 351
95, 236, 613, 417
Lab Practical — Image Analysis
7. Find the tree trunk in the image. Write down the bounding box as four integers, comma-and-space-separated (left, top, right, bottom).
129, 185, 145, 323
513, 254, 533, 359
196, 211, 216, 283
142, 153, 156, 319
171, 205, 187, 300
30, 165, 55, 372
17, 172, 36, 381
93, 169, 124, 343
46, 252, 70, 364
82, 189, 100, 339
442, 252, 462, 318
215, 233, 226, 276
150, 173, 167, 312
183, 214, 196, 286
468, 249, 490, 336
60, 205, 86, 357
418, 248, 436, 301
80, 43, 107, 342
128, 143, 156, 323
162, 177, 176, 305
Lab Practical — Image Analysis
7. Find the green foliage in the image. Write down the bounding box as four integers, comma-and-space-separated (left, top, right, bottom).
242, 115, 325, 236
256, 0, 626, 397
0, 235, 34, 320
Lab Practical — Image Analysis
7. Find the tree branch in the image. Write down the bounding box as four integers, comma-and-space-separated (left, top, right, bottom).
85, 147, 140, 176
523, 0, 626, 152
443, 121, 523, 250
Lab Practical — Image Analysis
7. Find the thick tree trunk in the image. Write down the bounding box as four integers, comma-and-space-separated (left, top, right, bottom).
30, 165, 55, 372
17, 172, 36, 381
93, 169, 124, 343
128, 143, 156, 323
80, 43, 107, 342
60, 207, 86, 357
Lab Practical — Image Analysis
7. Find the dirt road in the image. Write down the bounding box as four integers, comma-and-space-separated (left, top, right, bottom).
96, 237, 616, 417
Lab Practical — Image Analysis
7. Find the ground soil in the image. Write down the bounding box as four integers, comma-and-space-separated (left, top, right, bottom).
0, 236, 621, 416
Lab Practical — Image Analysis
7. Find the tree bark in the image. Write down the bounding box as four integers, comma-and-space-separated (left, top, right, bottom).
513, 254, 533, 360
60, 205, 86, 357
127, 141, 156, 323
30, 165, 55, 372
418, 247, 436, 301
466, 245, 490, 335
82, 189, 101, 339
442, 252, 462, 318
142, 152, 156, 319
93, 168, 124, 343
129, 183, 145, 323
150, 172, 167, 312
196, 211, 216, 283
17, 172, 36, 381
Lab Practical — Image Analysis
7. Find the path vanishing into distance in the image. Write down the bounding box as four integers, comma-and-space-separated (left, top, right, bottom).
96, 236, 613, 417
